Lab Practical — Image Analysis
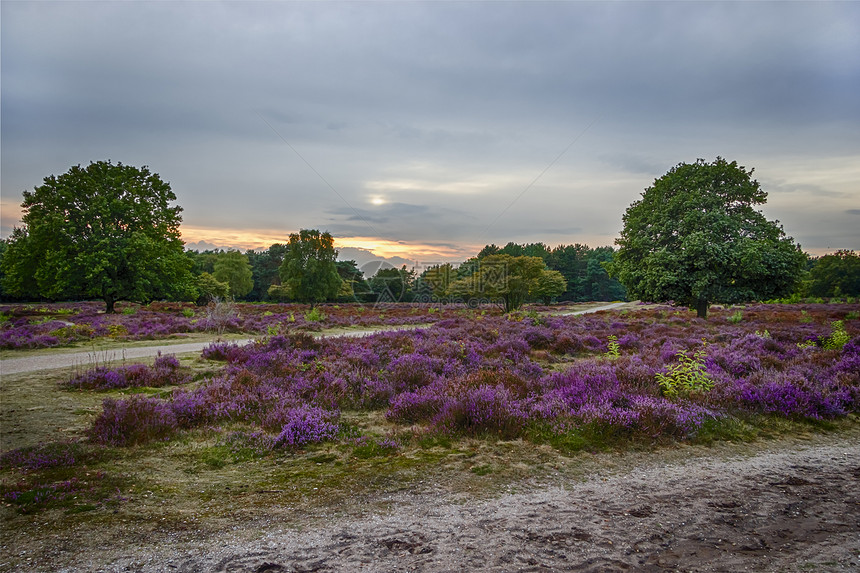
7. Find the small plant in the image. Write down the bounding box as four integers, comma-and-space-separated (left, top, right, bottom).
656, 345, 713, 398
305, 307, 326, 322
822, 320, 850, 350
107, 324, 128, 337
205, 297, 237, 335
799, 310, 813, 323
121, 307, 137, 315
727, 310, 743, 324
796, 339, 817, 349
604, 335, 621, 359
182, 308, 196, 318
846, 311, 859, 320
754, 329, 771, 339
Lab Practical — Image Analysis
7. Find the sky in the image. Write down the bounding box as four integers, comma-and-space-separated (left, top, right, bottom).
2, 1, 859, 273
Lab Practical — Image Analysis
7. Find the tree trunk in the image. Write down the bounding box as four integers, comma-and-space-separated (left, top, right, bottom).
695, 299, 708, 319
105, 296, 116, 314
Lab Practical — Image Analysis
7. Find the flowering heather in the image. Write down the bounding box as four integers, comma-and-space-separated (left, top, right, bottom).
201, 341, 246, 362
81, 303, 859, 450
63, 353, 190, 390
272, 405, 340, 449
89, 395, 179, 446
0, 301, 498, 349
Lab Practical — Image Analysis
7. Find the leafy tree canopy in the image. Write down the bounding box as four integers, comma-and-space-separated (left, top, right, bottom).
245, 243, 287, 301
335, 260, 367, 301
606, 157, 806, 318
450, 254, 548, 312
278, 229, 342, 306
369, 265, 416, 303
808, 250, 860, 297
476, 241, 626, 302
1, 161, 194, 312
213, 250, 254, 299
418, 263, 458, 300
533, 269, 567, 304
195, 272, 230, 306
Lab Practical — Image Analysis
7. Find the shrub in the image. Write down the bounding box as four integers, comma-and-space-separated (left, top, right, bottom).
822, 320, 850, 350
655, 346, 713, 398
63, 353, 189, 390
201, 341, 245, 362
433, 385, 527, 438
90, 396, 178, 446
386, 390, 446, 424
272, 405, 340, 449
305, 307, 326, 323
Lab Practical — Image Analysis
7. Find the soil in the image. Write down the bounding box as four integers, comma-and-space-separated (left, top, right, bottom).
2, 430, 858, 572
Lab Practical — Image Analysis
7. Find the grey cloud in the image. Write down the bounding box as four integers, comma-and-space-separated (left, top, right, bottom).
2, 1, 858, 254
765, 180, 845, 198
846, 210, 860, 216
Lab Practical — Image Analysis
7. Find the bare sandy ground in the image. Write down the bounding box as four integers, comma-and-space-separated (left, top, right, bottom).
16, 431, 854, 573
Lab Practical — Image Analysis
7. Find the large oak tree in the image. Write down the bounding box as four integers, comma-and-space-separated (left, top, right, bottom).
606, 158, 806, 318
1, 161, 194, 312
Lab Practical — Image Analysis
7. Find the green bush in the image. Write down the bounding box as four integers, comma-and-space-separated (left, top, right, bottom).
305, 307, 326, 322
822, 320, 850, 350
656, 346, 713, 398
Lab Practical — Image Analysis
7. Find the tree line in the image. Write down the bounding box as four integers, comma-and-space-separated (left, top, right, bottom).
1, 159, 857, 315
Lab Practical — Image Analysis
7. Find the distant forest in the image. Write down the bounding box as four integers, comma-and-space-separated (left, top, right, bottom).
176, 240, 627, 305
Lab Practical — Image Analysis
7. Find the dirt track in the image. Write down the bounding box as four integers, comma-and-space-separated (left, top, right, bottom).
22, 431, 857, 573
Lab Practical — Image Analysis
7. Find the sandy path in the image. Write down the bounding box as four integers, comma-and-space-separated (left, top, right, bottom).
40, 432, 859, 573
0, 340, 254, 375
557, 301, 628, 315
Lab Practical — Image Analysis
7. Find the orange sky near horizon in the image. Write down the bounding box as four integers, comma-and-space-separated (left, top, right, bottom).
179, 226, 479, 262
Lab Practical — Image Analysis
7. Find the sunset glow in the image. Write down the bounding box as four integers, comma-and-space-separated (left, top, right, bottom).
179, 227, 477, 262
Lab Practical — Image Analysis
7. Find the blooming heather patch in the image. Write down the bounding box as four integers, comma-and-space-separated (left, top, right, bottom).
89, 396, 179, 446
63, 353, 190, 390
79, 304, 859, 450
0, 301, 500, 349
272, 405, 340, 449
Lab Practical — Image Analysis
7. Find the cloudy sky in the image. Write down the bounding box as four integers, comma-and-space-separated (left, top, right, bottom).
2, 1, 858, 268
